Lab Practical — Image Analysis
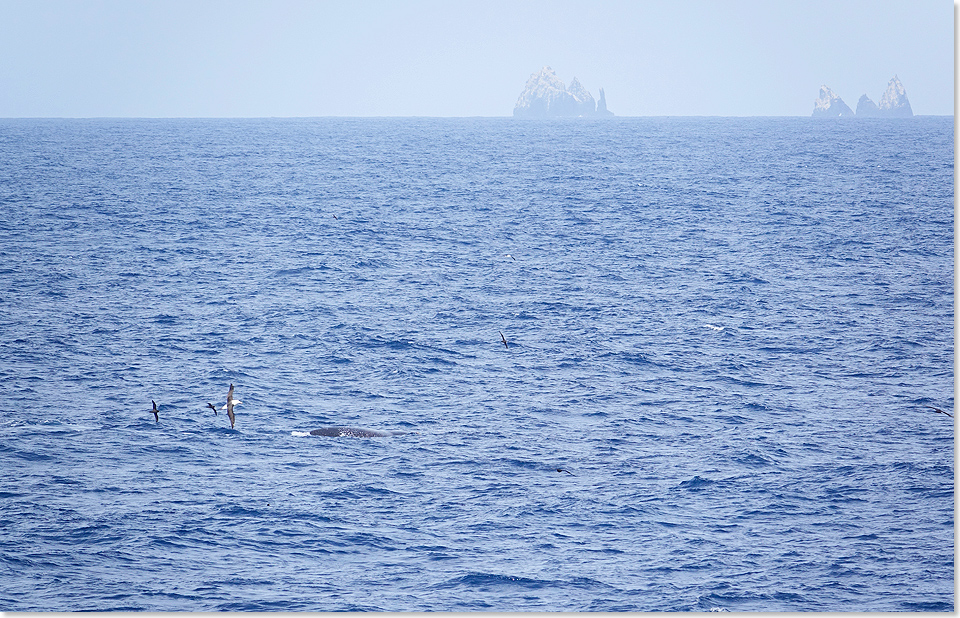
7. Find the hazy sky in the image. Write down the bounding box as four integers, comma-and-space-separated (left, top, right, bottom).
0, 0, 953, 117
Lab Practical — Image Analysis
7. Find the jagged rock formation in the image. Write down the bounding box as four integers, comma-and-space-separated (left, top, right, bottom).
513, 67, 567, 117
513, 66, 613, 117
565, 77, 596, 116
878, 75, 913, 117
596, 88, 614, 117
813, 76, 913, 118
856, 94, 880, 117
812, 85, 854, 117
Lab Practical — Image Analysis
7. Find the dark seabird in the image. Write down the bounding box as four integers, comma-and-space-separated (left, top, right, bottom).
206, 402, 218, 416
151, 400, 159, 423
219, 383, 242, 414
219, 383, 237, 411
224, 383, 239, 429
926, 406, 953, 418
500, 331, 508, 349
218, 384, 241, 428
556, 468, 574, 475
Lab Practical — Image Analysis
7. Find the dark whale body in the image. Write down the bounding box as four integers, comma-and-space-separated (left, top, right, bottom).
309, 426, 407, 437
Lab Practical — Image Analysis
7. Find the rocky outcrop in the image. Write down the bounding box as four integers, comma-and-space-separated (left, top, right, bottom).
856, 94, 880, 117
813, 77, 913, 118
596, 88, 614, 117
878, 75, 913, 117
812, 85, 854, 117
513, 66, 565, 117
565, 77, 597, 116
513, 66, 613, 117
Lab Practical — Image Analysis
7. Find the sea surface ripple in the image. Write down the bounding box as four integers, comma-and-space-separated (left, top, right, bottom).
0, 117, 953, 611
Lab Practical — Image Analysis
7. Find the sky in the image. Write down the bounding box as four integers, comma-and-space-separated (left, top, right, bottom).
0, 0, 953, 117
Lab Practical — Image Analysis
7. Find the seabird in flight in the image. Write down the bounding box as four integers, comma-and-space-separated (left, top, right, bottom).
500, 331, 508, 349
219, 383, 242, 413
151, 400, 159, 423
206, 402, 218, 416
926, 406, 953, 418
223, 383, 240, 429
556, 468, 574, 475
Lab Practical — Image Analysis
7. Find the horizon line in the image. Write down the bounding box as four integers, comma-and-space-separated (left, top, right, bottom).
0, 114, 951, 120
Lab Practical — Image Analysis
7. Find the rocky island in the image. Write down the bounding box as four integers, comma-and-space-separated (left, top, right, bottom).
876, 75, 913, 116
513, 66, 614, 117
812, 76, 913, 118
855, 94, 880, 117
812, 85, 854, 117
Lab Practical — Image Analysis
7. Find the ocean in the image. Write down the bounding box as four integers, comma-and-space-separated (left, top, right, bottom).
0, 116, 953, 612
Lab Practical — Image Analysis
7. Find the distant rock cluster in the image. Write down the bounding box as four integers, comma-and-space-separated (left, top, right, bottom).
812, 76, 913, 117
513, 66, 614, 118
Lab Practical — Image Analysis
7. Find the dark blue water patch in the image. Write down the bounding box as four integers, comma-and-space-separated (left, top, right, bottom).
734, 452, 775, 467
432, 571, 597, 593
902, 600, 955, 611
9, 448, 57, 462
271, 265, 333, 278
676, 475, 730, 491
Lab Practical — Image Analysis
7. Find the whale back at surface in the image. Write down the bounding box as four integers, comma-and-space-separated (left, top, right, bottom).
309, 427, 406, 437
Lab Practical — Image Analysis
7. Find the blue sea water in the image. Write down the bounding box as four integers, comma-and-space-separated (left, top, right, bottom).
0, 116, 953, 612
